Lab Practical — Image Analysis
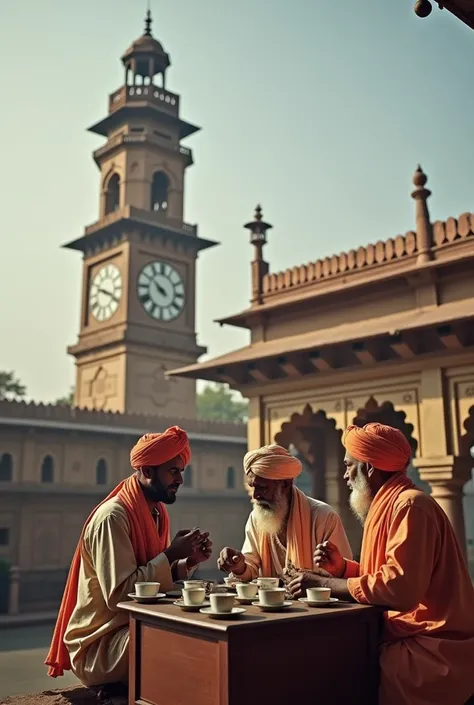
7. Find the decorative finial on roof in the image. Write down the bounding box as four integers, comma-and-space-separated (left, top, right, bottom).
244, 205, 273, 305
413, 164, 428, 188
144, 6, 153, 36
244, 205, 273, 248
414, 0, 433, 18
411, 165, 433, 264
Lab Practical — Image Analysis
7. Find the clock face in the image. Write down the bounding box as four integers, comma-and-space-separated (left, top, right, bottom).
137, 261, 185, 321
89, 263, 122, 322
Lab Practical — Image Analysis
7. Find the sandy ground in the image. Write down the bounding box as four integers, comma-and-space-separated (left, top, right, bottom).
0, 686, 127, 705
0, 625, 77, 699
0, 625, 128, 705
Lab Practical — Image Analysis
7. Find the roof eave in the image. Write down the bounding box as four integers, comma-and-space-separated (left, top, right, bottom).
62, 214, 218, 254
169, 298, 474, 380
87, 106, 200, 140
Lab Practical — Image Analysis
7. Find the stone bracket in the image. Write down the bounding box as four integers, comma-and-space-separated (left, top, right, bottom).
413, 455, 472, 485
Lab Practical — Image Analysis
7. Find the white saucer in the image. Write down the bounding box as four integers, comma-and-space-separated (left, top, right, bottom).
299, 597, 340, 607
128, 593, 166, 604
199, 607, 245, 619
174, 599, 210, 612
252, 601, 293, 612
234, 595, 257, 605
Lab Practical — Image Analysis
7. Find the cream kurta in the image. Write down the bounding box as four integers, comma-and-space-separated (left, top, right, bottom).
234, 497, 353, 581
64, 496, 193, 686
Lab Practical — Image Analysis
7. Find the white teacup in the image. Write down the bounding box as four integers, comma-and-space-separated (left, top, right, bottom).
210, 593, 235, 614
135, 582, 161, 597
183, 580, 204, 589
307, 587, 331, 602
236, 582, 258, 599
256, 577, 279, 590
223, 576, 235, 587
182, 587, 205, 606
258, 587, 286, 607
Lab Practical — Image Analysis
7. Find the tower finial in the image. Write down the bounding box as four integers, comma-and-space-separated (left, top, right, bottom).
144, 4, 152, 36
411, 165, 433, 264
413, 0, 432, 18
244, 205, 273, 305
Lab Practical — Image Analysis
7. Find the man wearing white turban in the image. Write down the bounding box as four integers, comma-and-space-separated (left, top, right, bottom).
218, 444, 352, 580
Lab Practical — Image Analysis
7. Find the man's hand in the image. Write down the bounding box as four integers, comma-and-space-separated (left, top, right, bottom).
217, 547, 246, 575
164, 528, 201, 564
313, 541, 346, 578
287, 569, 331, 599
188, 532, 212, 566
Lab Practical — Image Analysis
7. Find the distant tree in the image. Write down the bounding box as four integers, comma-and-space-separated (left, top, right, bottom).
197, 383, 248, 423
55, 387, 75, 406
0, 371, 26, 401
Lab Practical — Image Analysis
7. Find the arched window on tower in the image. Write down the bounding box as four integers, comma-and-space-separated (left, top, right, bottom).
183, 464, 193, 488
105, 173, 120, 214
96, 458, 108, 486
41, 455, 54, 483
0, 453, 13, 482
151, 172, 169, 212
226, 466, 235, 490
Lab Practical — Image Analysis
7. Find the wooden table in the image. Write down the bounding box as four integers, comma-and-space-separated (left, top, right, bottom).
119, 598, 381, 705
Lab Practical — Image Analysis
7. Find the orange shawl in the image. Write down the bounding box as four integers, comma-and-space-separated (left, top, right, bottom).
260, 485, 313, 575
45, 474, 169, 677
358, 472, 414, 575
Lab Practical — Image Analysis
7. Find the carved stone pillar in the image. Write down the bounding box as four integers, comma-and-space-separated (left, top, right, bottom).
415, 456, 471, 560
247, 396, 264, 449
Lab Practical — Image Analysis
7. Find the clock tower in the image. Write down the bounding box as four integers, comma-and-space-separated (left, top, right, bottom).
66, 12, 216, 417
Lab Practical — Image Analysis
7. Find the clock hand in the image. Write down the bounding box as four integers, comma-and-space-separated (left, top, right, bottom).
98, 288, 119, 303
157, 284, 167, 297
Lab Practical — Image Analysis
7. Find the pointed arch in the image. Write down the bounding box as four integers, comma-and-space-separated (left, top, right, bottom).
275, 404, 342, 467
151, 171, 169, 212
0, 453, 13, 482
352, 397, 418, 454
41, 455, 54, 483
104, 172, 120, 214
275, 403, 361, 551
275, 404, 343, 501
96, 458, 108, 485
460, 404, 474, 457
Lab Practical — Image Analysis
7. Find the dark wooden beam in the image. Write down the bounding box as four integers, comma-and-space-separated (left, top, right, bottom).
436, 325, 465, 350
389, 333, 419, 359
216, 371, 239, 386
352, 342, 379, 365
247, 363, 271, 383
308, 351, 333, 372
215, 366, 248, 386
277, 356, 305, 378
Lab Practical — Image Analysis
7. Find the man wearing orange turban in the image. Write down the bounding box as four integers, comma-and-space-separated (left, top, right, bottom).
288, 422, 474, 705
46, 426, 212, 694
218, 444, 352, 581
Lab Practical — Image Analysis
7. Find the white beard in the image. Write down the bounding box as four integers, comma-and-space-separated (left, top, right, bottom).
349, 475, 373, 525
253, 489, 289, 536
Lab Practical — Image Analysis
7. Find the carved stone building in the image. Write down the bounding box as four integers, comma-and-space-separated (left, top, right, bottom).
0, 14, 249, 612
171, 168, 474, 569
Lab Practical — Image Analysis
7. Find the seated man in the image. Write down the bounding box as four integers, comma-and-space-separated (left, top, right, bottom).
46, 426, 212, 690
218, 444, 352, 581
289, 422, 474, 705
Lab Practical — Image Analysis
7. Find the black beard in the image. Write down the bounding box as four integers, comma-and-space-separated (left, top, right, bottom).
142, 482, 177, 504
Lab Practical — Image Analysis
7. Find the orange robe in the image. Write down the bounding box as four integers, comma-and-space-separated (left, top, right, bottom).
346, 473, 474, 705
